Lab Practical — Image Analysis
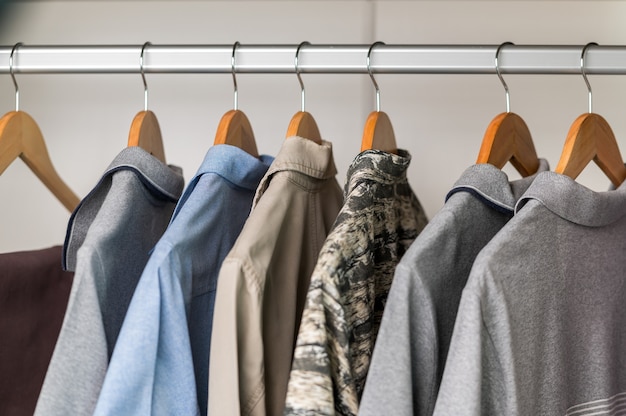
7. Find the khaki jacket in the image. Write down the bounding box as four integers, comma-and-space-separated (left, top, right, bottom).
208, 137, 343, 416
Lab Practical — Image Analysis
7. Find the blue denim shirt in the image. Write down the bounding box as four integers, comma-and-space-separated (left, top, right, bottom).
93, 145, 273, 416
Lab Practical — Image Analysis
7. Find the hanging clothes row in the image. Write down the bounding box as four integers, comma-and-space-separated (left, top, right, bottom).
2, 42, 626, 416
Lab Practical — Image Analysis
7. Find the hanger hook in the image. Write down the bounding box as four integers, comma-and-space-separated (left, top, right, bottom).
140, 41, 151, 112
10, 42, 23, 112
495, 42, 514, 113
295, 41, 310, 112
581, 42, 598, 114
231, 41, 240, 111
367, 41, 385, 112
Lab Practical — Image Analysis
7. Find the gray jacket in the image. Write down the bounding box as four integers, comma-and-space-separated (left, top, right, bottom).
434, 171, 626, 415
35, 147, 184, 416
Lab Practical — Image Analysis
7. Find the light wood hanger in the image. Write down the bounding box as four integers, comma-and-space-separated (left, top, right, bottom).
213, 42, 259, 157
556, 113, 626, 187
476, 42, 539, 177
360, 42, 398, 154
0, 111, 80, 212
555, 43, 626, 187
476, 112, 539, 177
127, 43, 166, 163
285, 42, 322, 144
0, 43, 79, 212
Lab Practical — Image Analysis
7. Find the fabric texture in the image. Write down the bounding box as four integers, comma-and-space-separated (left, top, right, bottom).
34, 147, 184, 416
208, 136, 343, 416
359, 160, 549, 416
283, 149, 428, 416
93, 145, 272, 416
0, 246, 73, 416
433, 171, 626, 415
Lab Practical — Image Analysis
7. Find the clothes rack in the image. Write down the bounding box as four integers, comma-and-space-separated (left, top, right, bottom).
2, 44, 626, 75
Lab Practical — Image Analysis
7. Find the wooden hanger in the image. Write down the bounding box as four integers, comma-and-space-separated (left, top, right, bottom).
555, 42, 626, 187
285, 43, 322, 144
0, 43, 79, 212
555, 113, 626, 187
286, 111, 322, 144
0, 110, 80, 212
360, 42, 397, 154
127, 110, 166, 163
214, 109, 259, 157
361, 110, 397, 153
476, 43, 539, 177
476, 112, 539, 177
127, 42, 166, 163
213, 42, 259, 157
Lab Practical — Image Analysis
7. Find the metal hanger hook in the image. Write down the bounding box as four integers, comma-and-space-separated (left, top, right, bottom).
581, 42, 598, 114
140, 41, 151, 111
367, 41, 385, 112
495, 42, 514, 113
231, 41, 240, 111
295, 41, 310, 112
10, 42, 23, 112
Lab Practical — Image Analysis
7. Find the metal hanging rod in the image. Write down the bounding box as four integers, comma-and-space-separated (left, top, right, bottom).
2, 44, 626, 75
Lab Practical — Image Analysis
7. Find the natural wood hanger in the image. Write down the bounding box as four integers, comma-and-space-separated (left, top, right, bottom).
361, 110, 397, 153
214, 109, 259, 157
213, 41, 259, 157
127, 110, 166, 163
0, 110, 80, 212
555, 42, 626, 187
0, 43, 80, 211
476, 42, 539, 177
285, 42, 323, 144
286, 111, 322, 143
126, 42, 166, 163
360, 42, 398, 154
476, 112, 539, 177
0, 43, 79, 212
555, 113, 626, 187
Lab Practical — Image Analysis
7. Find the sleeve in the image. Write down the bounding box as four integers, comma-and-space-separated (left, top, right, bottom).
34, 246, 109, 416
359, 262, 438, 416
432, 288, 506, 416
208, 257, 266, 416
93, 245, 200, 416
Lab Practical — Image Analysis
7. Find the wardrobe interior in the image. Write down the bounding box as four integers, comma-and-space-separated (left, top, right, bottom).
2, 0, 626, 252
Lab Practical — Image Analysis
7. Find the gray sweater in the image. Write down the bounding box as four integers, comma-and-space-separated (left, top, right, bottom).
35, 147, 184, 416
434, 171, 626, 415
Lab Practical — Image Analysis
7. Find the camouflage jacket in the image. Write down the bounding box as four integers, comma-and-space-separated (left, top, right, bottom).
283, 149, 428, 416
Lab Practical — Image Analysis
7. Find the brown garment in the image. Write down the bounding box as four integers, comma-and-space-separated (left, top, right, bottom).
208, 137, 344, 416
0, 246, 73, 416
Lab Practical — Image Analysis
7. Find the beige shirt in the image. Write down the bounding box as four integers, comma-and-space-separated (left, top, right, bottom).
208, 137, 343, 416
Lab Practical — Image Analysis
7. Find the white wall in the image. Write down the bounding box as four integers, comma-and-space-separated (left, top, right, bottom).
1, 1, 626, 252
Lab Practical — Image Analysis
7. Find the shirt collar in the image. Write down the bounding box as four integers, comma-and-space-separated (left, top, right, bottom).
104, 146, 184, 201
344, 149, 411, 196
253, 136, 338, 205
63, 146, 185, 270
195, 144, 273, 191
446, 158, 550, 214
171, 145, 273, 221
515, 171, 626, 227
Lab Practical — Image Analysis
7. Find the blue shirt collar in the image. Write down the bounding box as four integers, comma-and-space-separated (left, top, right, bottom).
197, 144, 274, 192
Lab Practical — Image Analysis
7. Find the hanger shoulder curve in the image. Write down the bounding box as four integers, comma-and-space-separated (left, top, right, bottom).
127, 110, 166, 163
0, 110, 80, 212
286, 111, 322, 144
476, 112, 539, 177
555, 113, 626, 187
213, 109, 259, 158
361, 111, 398, 154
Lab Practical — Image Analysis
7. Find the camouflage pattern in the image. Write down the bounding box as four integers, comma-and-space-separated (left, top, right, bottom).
283, 149, 428, 416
